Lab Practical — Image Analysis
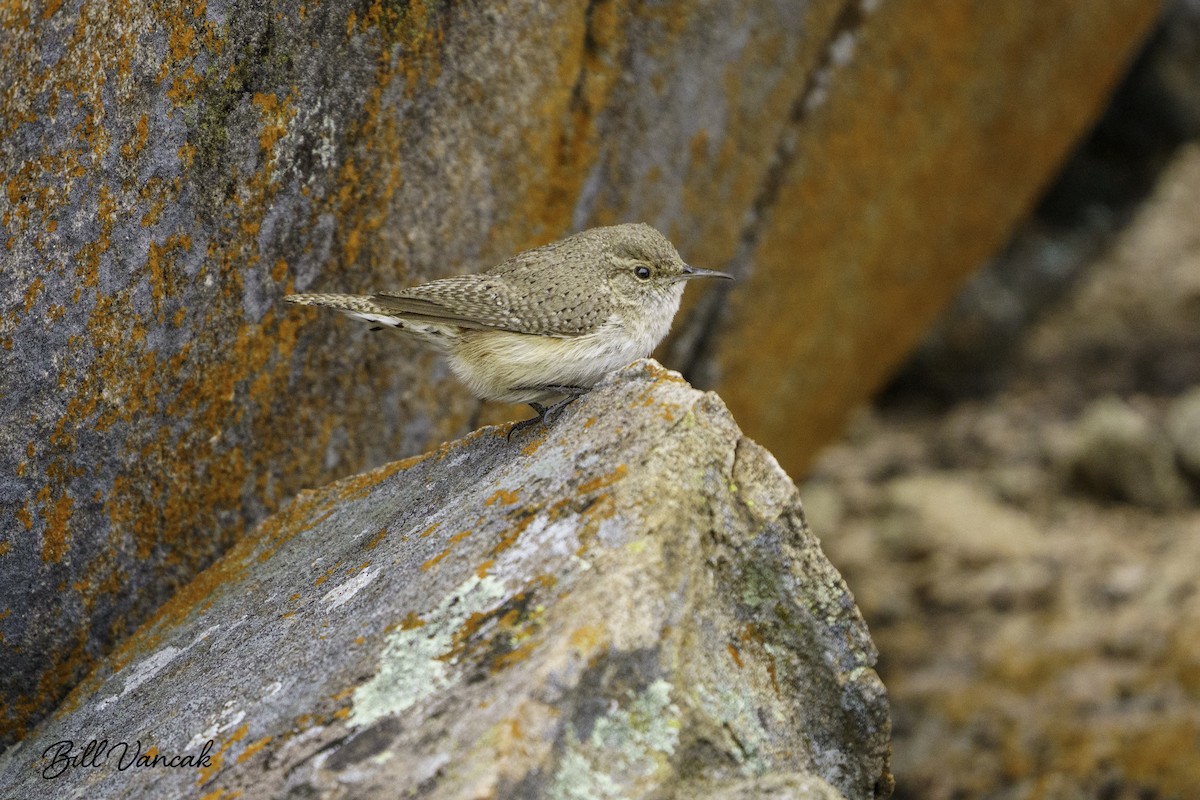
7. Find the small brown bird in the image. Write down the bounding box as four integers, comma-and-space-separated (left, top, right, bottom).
285, 223, 731, 433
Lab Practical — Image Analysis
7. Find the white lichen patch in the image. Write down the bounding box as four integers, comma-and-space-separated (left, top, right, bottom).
594, 516, 631, 550
349, 574, 508, 729
321, 566, 378, 611
187, 698, 248, 752
549, 680, 682, 799
96, 625, 221, 712
490, 514, 581, 584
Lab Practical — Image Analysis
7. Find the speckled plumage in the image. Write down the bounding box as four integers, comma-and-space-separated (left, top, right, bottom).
286, 224, 731, 407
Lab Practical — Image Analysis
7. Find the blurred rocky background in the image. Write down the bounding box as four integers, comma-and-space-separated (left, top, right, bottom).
806, 1, 1200, 796
1, 1, 1193, 796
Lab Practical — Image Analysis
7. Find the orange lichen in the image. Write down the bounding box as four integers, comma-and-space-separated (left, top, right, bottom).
726, 642, 744, 668
438, 576, 557, 674
252, 91, 293, 155
734, 623, 780, 695
568, 624, 605, 654
177, 140, 196, 168
121, 113, 150, 159
16, 501, 33, 531
39, 488, 73, 563
485, 488, 520, 506
196, 722, 249, 786
491, 513, 535, 556
490, 640, 537, 673
399, 611, 425, 630
166, 64, 200, 105
198, 788, 240, 800
22, 276, 44, 315
339, 458, 414, 502
169, 23, 195, 62
314, 562, 341, 586
420, 548, 451, 572
364, 528, 388, 549
577, 464, 627, 494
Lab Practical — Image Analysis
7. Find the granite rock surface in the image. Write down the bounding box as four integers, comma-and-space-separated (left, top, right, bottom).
0, 361, 892, 799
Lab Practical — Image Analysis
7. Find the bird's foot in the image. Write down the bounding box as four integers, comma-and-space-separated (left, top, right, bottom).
506, 388, 589, 442
507, 403, 548, 441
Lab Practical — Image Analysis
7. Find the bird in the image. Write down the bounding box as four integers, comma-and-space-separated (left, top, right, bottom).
285, 223, 732, 435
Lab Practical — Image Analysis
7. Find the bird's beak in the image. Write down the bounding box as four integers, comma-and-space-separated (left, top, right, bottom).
678, 264, 734, 281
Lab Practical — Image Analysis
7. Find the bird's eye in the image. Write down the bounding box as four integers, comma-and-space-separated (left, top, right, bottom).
634, 266, 651, 280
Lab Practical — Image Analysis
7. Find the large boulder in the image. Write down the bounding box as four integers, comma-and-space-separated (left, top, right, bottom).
690, 0, 1165, 473
0, 362, 891, 799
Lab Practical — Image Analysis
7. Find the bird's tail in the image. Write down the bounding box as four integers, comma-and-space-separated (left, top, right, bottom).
284, 293, 385, 314
285, 293, 457, 346
285, 292, 407, 329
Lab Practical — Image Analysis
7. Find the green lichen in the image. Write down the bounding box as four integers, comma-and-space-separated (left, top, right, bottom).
693, 681, 769, 775
349, 574, 508, 728
739, 559, 780, 610
549, 679, 682, 799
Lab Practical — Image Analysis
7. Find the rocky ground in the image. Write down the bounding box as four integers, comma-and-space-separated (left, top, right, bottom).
803, 144, 1200, 799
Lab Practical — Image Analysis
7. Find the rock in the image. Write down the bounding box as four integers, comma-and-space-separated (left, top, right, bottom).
883, 0, 1200, 404
1066, 396, 1192, 510
694, 1, 1161, 475
6, 0, 866, 742
0, 0, 1161, 737
1018, 143, 1200, 403
815, 139, 1200, 800
881, 474, 1046, 563
676, 772, 847, 799
1165, 386, 1200, 482
0, 362, 892, 800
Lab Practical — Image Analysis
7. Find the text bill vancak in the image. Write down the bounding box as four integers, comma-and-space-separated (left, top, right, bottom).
40, 738, 216, 779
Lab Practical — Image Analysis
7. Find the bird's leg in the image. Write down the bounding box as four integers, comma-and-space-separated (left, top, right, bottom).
507, 403, 548, 441
538, 387, 588, 425
505, 386, 590, 441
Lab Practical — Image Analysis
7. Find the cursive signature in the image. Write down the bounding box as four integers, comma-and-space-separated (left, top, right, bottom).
41, 738, 215, 779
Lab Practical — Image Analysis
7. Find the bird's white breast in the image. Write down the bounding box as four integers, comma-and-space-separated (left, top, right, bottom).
447, 291, 681, 405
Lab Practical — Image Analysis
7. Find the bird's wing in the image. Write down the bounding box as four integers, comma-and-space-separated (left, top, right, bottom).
375, 267, 613, 337
374, 276, 522, 331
